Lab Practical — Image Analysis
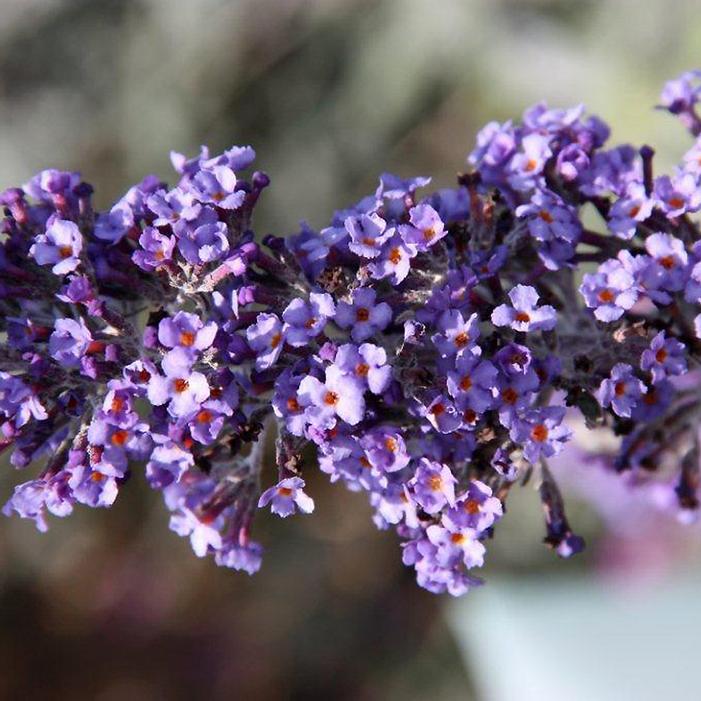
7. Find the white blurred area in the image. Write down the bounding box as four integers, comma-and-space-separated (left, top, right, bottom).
450, 572, 701, 701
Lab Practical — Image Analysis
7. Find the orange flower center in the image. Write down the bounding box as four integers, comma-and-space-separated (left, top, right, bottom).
598, 289, 615, 303
464, 499, 481, 515
173, 378, 189, 393
430, 402, 445, 416
287, 397, 300, 412
658, 255, 675, 270
384, 437, 397, 452
450, 533, 466, 544
668, 197, 684, 209
111, 430, 129, 446
388, 247, 402, 265
515, 311, 531, 323
196, 410, 212, 424
323, 391, 339, 406
463, 409, 477, 424
454, 332, 469, 348
270, 332, 282, 349
459, 375, 472, 391
539, 210, 554, 223
90, 471, 105, 482
355, 363, 369, 377
525, 158, 538, 172
277, 487, 293, 497
110, 397, 124, 413
356, 307, 370, 322
180, 331, 195, 347
429, 475, 443, 491
531, 424, 548, 442
614, 381, 626, 396
655, 348, 668, 363
58, 245, 73, 259
501, 388, 518, 405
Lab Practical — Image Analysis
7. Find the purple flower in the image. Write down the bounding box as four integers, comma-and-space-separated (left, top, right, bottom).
282, 292, 335, 347
598, 363, 646, 418
188, 404, 225, 445
94, 200, 134, 243
49, 317, 93, 368
409, 460, 457, 514
607, 183, 653, 239
215, 540, 263, 574
169, 507, 223, 558
555, 143, 590, 182
368, 233, 417, 285
30, 219, 83, 275
0, 372, 47, 427
247, 313, 286, 370
507, 133, 552, 191
361, 428, 410, 473
334, 343, 392, 394
491, 285, 557, 332
258, 477, 315, 518
446, 354, 497, 414
345, 213, 392, 258
432, 309, 480, 358
68, 464, 120, 508
509, 406, 572, 464
177, 221, 230, 264
640, 331, 687, 383
644, 233, 689, 292
425, 523, 485, 569
190, 165, 245, 210
158, 312, 217, 353
424, 395, 462, 434
580, 256, 638, 322
132, 227, 176, 271
443, 481, 503, 533
659, 70, 701, 112
685, 258, 701, 303
470, 120, 516, 169
147, 348, 210, 419
399, 204, 446, 250
376, 172, 431, 200
654, 174, 701, 217
146, 441, 194, 489
297, 365, 365, 427
147, 187, 200, 227
335, 287, 392, 342
515, 191, 581, 246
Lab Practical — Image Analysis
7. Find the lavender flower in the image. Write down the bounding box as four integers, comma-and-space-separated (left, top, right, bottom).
491, 284, 557, 332
598, 363, 646, 418
335, 288, 392, 342
30, 219, 83, 275
258, 477, 314, 517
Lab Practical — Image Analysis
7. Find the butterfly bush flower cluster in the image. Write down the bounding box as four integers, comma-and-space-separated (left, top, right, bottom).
2, 72, 701, 596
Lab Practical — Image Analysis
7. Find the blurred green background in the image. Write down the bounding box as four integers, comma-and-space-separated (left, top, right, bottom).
1, 1, 701, 699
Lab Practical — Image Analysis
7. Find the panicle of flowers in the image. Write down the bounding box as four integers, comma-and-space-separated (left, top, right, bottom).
2, 70, 701, 596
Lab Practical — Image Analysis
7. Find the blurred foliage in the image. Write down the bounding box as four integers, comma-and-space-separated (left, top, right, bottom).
1, 0, 701, 698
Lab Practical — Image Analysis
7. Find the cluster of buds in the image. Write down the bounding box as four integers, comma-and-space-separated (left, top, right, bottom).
1, 72, 700, 595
